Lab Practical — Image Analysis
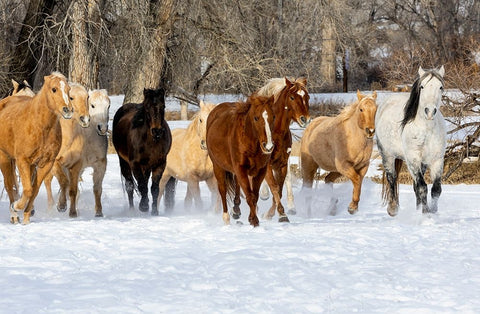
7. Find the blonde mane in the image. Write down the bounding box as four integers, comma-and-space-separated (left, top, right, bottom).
256, 77, 307, 103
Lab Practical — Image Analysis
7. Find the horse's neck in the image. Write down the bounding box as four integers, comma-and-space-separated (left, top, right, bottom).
31, 92, 59, 128
272, 100, 290, 132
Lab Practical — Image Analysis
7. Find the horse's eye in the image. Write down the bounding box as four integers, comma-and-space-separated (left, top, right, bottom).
440, 86, 444, 91
70, 97, 74, 101
360, 108, 363, 112
254, 116, 259, 121
289, 96, 294, 100
52, 88, 57, 93
420, 86, 424, 89
91, 105, 95, 109
199, 119, 203, 123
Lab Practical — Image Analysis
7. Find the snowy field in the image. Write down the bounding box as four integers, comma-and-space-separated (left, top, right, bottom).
1, 93, 480, 313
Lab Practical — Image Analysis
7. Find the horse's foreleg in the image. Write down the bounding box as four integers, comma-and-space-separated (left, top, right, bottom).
381, 155, 400, 217
150, 163, 166, 216
22, 162, 55, 224
43, 172, 55, 210
263, 165, 280, 220
241, 167, 267, 227
232, 177, 241, 219
188, 181, 203, 211
340, 166, 363, 214
55, 165, 70, 213
132, 166, 149, 213
407, 161, 429, 213
11, 159, 35, 224
429, 159, 444, 214
92, 160, 107, 217
0, 155, 18, 206
67, 162, 83, 218
212, 165, 229, 225
285, 163, 296, 214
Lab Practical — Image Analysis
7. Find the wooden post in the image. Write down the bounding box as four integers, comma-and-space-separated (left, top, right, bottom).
180, 100, 188, 120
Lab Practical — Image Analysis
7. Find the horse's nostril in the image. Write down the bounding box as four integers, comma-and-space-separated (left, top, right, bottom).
433, 108, 437, 115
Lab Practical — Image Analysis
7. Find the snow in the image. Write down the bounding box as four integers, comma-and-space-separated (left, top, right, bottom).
1, 94, 480, 313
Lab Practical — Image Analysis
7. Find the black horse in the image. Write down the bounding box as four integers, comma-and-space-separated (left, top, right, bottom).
112, 88, 172, 215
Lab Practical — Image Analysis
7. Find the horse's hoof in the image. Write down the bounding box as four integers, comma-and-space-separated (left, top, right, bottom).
30, 209, 35, 217
95, 212, 104, 218
151, 209, 159, 216
232, 212, 241, 220
248, 216, 259, 227
348, 207, 358, 215
139, 205, 149, 212
287, 209, 297, 215
69, 211, 78, 218
278, 216, 290, 223
387, 207, 398, 217
262, 213, 274, 220
57, 204, 67, 213
10, 216, 19, 224
236, 221, 243, 225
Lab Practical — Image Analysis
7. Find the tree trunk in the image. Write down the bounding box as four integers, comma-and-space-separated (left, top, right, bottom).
10, 0, 56, 86
320, 16, 336, 89
69, 0, 102, 88
123, 0, 174, 104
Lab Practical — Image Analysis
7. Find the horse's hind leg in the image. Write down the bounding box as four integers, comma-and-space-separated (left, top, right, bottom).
132, 166, 149, 212
119, 157, 135, 210
150, 162, 166, 216
212, 165, 229, 225
381, 156, 401, 217
324, 172, 341, 215
428, 159, 443, 213
285, 164, 296, 215
54, 165, 70, 213
92, 160, 107, 217
21, 162, 55, 224
205, 176, 220, 213
300, 152, 318, 217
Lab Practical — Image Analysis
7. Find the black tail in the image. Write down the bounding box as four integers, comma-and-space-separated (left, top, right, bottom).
224, 172, 236, 204
164, 176, 177, 211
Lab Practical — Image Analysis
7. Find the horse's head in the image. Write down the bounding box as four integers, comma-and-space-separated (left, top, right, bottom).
43, 72, 74, 119
248, 96, 275, 154
11, 79, 35, 97
284, 77, 311, 127
197, 100, 216, 150
88, 89, 110, 136
418, 65, 445, 120
143, 88, 166, 142
69, 83, 90, 128
356, 90, 377, 139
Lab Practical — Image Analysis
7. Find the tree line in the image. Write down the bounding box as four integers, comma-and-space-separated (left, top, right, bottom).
0, 0, 479, 104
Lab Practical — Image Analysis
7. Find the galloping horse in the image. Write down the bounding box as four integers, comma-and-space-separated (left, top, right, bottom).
376, 66, 446, 216
0, 72, 74, 224
43, 83, 91, 218
112, 88, 172, 215
206, 94, 275, 227
159, 101, 218, 212
301, 90, 377, 216
254, 77, 310, 222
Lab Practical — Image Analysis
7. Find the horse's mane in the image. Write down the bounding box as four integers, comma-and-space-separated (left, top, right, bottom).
401, 69, 445, 128
50, 71, 67, 80
256, 77, 307, 103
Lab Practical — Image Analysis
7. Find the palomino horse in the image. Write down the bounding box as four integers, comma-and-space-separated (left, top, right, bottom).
9, 79, 35, 97
43, 83, 92, 217
159, 100, 219, 212
0, 72, 73, 224
301, 90, 377, 216
376, 66, 446, 216
206, 94, 275, 227
254, 77, 310, 222
112, 88, 172, 215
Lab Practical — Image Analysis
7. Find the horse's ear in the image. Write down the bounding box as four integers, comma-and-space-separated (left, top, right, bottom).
372, 91, 377, 100
297, 77, 307, 86
285, 77, 292, 87
11, 79, 19, 90
199, 100, 205, 108
418, 66, 426, 77
356, 89, 364, 100
437, 65, 445, 77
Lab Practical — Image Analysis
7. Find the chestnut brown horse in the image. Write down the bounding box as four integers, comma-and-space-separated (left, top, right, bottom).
206, 94, 275, 227
0, 72, 74, 224
112, 88, 172, 215
253, 77, 310, 222
301, 90, 377, 216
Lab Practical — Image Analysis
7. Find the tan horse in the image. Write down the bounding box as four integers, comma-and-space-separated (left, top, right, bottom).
10, 79, 35, 97
0, 72, 74, 224
43, 83, 91, 218
300, 90, 377, 216
158, 101, 219, 212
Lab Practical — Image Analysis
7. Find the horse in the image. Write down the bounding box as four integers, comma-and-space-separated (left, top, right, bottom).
158, 100, 219, 212
9, 79, 35, 97
300, 90, 377, 216
0, 72, 74, 224
206, 94, 275, 227
43, 83, 93, 218
253, 77, 310, 222
112, 88, 172, 215
376, 66, 446, 216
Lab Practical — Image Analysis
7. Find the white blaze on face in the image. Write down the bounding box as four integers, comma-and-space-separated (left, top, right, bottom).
262, 110, 274, 151
297, 89, 305, 97
60, 81, 69, 106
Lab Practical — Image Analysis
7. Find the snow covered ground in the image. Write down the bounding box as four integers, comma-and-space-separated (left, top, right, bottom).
1, 93, 480, 313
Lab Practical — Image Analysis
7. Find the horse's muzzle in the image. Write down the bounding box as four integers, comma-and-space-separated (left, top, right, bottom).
151, 127, 164, 141
79, 115, 90, 128
62, 106, 74, 119
365, 128, 375, 139
200, 140, 207, 150
261, 142, 274, 154
298, 116, 312, 128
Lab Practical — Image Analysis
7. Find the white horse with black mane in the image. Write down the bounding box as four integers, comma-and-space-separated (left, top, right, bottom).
375, 66, 446, 216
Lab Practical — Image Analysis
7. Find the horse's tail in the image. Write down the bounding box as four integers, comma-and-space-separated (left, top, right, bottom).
224, 172, 236, 204
381, 159, 403, 205
164, 176, 177, 210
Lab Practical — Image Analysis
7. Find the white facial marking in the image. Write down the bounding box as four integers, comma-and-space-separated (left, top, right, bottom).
287, 147, 291, 154
297, 90, 305, 97
262, 110, 274, 151
60, 81, 69, 106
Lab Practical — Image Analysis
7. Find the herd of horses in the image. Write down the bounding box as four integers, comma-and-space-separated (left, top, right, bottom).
0, 65, 446, 226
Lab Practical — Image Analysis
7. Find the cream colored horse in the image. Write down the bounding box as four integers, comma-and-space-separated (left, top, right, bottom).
44, 88, 110, 217
301, 90, 377, 216
158, 101, 219, 212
